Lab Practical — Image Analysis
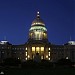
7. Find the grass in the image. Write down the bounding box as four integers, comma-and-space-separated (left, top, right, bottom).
1, 67, 75, 75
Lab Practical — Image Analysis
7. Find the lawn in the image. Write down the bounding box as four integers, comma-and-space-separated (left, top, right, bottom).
1, 67, 75, 75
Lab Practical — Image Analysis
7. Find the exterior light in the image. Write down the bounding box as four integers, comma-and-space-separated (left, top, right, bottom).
26, 47, 27, 50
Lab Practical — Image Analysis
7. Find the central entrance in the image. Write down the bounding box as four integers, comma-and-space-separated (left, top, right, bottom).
32, 47, 44, 60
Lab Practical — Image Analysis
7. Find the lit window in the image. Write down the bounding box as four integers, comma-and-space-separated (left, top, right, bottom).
46, 55, 48, 58
66, 57, 68, 59
18, 57, 19, 59
26, 47, 27, 50
49, 52, 50, 54
36, 47, 39, 52
41, 47, 44, 51
49, 58, 50, 60
28, 55, 30, 58
32, 47, 35, 52
44, 33, 46, 37
41, 56, 43, 59
48, 52, 50, 56
26, 52, 27, 56
49, 47, 50, 50
49, 54, 50, 56
26, 57, 27, 60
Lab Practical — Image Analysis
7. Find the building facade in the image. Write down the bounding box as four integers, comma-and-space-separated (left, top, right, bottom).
0, 12, 75, 62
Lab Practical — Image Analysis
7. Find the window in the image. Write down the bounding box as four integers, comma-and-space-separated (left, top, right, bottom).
26, 47, 27, 50
18, 57, 20, 59
49, 47, 50, 50
49, 58, 50, 60
36, 47, 39, 52
28, 55, 30, 58
32, 47, 35, 52
49, 52, 50, 56
26, 52, 27, 56
41, 47, 44, 52
66, 57, 68, 59
41, 56, 43, 59
46, 55, 48, 58
26, 57, 27, 60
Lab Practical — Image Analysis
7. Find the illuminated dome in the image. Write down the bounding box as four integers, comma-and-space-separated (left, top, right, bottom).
68, 41, 75, 45
31, 12, 45, 26
29, 12, 47, 40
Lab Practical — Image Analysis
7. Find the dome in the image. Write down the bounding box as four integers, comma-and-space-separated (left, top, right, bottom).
29, 12, 48, 40
68, 41, 75, 45
31, 12, 45, 26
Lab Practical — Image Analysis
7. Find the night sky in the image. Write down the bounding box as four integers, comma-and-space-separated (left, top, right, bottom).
0, 0, 74, 45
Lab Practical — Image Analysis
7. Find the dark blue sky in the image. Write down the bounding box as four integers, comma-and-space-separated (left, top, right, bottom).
0, 0, 74, 45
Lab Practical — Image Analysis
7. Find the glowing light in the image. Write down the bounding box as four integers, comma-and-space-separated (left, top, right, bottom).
0, 71, 4, 74
26, 57, 27, 60
49, 47, 50, 50
49, 58, 50, 60
28, 55, 30, 58
26, 47, 27, 50
32, 22, 45, 25
35, 31, 39, 34
18, 57, 19, 59
49, 54, 50, 56
49, 52, 50, 54
37, 11, 39, 14
26, 52, 27, 56
49, 52, 50, 56
41, 47, 44, 51
68, 41, 75, 45
32, 47, 35, 52
66, 57, 68, 59
36, 47, 39, 52
29, 26, 47, 31
46, 55, 48, 58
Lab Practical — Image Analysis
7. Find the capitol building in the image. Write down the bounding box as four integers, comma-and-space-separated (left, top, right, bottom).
0, 12, 75, 62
